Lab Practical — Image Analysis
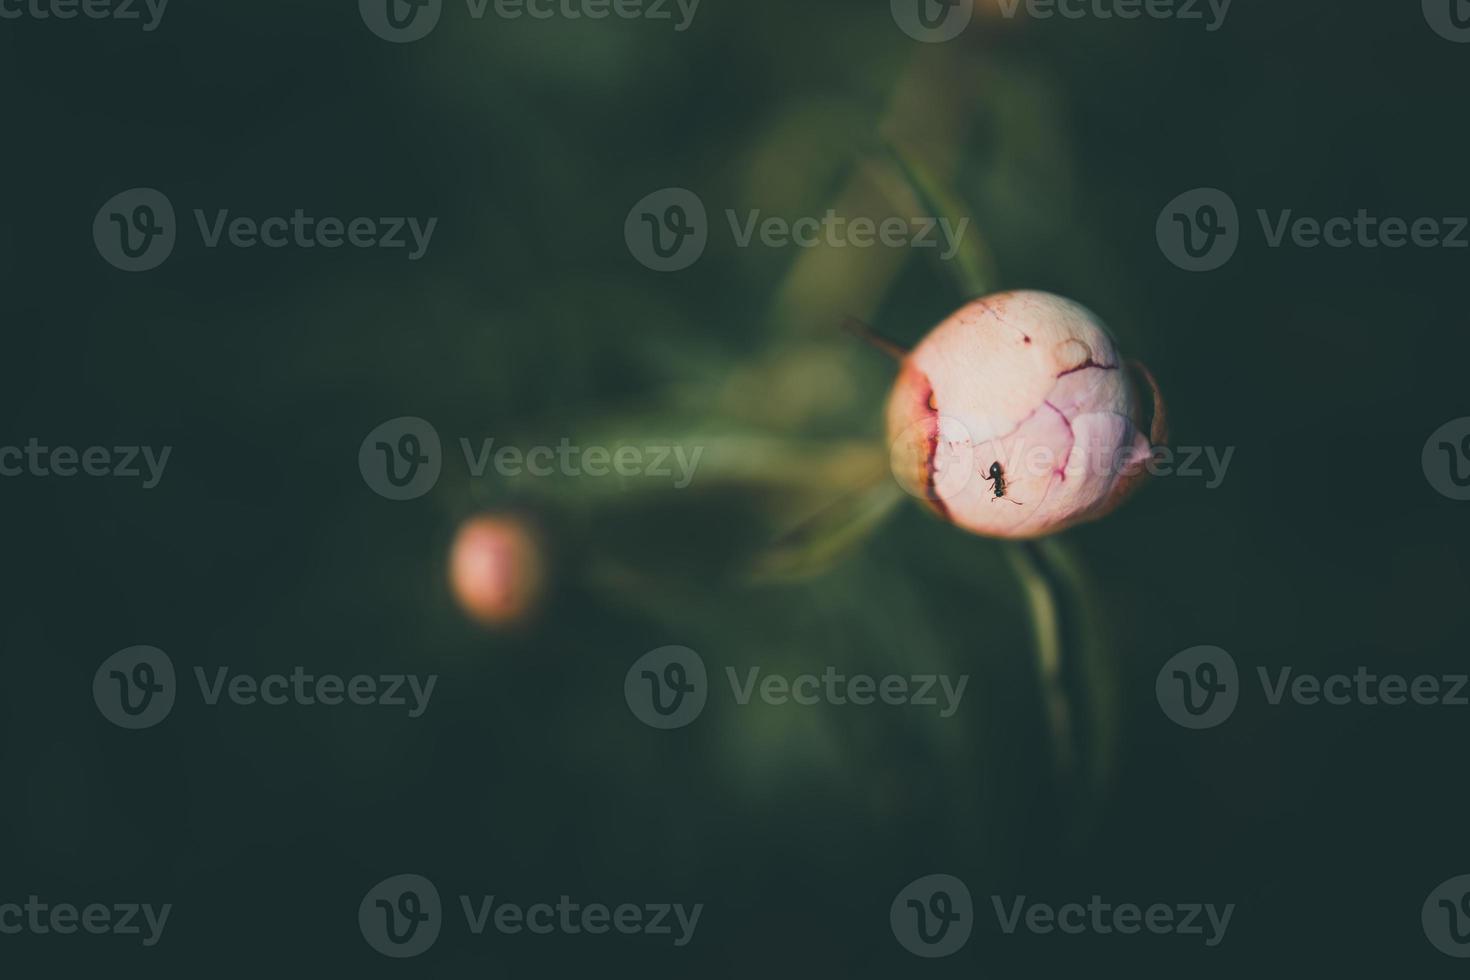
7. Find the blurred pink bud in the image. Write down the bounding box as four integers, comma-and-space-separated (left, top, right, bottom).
449, 515, 544, 626
886, 290, 1166, 539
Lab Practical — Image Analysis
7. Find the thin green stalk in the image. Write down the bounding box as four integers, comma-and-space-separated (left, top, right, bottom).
1007, 537, 1113, 833
880, 141, 996, 300
1008, 541, 1076, 785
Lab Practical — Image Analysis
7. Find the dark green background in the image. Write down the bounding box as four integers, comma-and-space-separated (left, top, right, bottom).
3, 0, 1468, 974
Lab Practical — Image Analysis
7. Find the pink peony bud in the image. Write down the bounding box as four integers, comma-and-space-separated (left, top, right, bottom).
449, 515, 545, 626
886, 290, 1166, 539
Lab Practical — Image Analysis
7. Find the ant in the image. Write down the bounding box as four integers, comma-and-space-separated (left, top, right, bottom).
983, 461, 1023, 505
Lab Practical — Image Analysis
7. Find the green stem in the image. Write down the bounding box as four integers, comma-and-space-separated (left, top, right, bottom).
880, 141, 996, 299
1007, 537, 1114, 833
1008, 541, 1076, 786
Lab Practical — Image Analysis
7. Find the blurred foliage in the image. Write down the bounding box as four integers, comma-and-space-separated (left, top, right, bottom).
4, 0, 1470, 975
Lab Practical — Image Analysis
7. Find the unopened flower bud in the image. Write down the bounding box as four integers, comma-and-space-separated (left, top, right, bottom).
887, 290, 1165, 538
449, 515, 544, 626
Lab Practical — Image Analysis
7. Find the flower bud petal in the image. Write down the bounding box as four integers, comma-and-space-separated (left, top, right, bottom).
885, 290, 1162, 538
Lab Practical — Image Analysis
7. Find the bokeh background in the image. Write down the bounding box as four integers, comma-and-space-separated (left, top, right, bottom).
3, 0, 1469, 974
